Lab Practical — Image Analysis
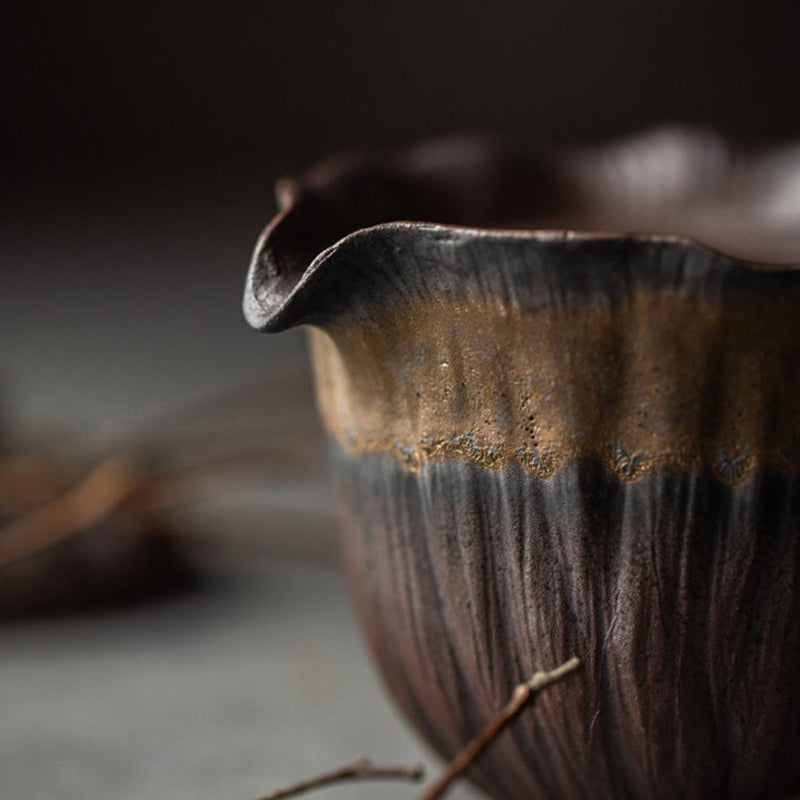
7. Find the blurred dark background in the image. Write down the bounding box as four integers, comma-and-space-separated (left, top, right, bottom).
7, 0, 800, 199
4, 0, 800, 435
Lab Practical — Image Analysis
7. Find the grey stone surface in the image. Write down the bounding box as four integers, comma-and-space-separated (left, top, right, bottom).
1, 551, 479, 800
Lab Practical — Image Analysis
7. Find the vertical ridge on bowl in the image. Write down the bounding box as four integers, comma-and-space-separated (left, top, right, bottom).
334, 450, 800, 800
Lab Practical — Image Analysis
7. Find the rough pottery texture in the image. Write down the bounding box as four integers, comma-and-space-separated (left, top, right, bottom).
245, 131, 800, 800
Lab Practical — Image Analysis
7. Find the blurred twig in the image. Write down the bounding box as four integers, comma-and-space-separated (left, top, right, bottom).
0, 371, 328, 571
0, 438, 323, 569
0, 454, 76, 516
0, 458, 145, 569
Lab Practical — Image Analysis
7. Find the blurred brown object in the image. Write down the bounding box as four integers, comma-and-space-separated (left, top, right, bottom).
0, 366, 332, 619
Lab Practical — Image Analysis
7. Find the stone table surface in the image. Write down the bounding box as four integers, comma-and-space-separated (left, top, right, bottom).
1, 549, 480, 800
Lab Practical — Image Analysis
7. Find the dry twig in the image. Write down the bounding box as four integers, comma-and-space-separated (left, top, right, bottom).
251, 658, 580, 800
253, 757, 424, 800
416, 656, 582, 800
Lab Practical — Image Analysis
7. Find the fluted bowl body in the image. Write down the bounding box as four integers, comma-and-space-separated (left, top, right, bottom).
245, 131, 800, 800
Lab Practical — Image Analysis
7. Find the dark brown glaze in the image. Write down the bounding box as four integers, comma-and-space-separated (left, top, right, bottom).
334, 448, 800, 800
244, 131, 800, 799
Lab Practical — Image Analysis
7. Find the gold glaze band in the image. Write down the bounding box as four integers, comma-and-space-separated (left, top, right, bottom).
308, 288, 800, 484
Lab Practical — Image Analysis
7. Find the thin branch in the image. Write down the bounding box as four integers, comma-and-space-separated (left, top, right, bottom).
417, 657, 582, 800
253, 758, 424, 800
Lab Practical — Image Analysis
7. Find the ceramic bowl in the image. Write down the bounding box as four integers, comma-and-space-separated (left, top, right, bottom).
244, 130, 800, 800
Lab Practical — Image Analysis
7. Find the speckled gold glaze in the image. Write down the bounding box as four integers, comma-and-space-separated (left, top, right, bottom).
309, 288, 800, 484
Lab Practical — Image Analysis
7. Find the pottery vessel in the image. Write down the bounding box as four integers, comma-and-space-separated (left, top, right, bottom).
244, 130, 800, 800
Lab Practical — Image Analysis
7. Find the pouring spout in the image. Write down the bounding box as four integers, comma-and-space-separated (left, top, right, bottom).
245, 129, 800, 334
242, 135, 572, 332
